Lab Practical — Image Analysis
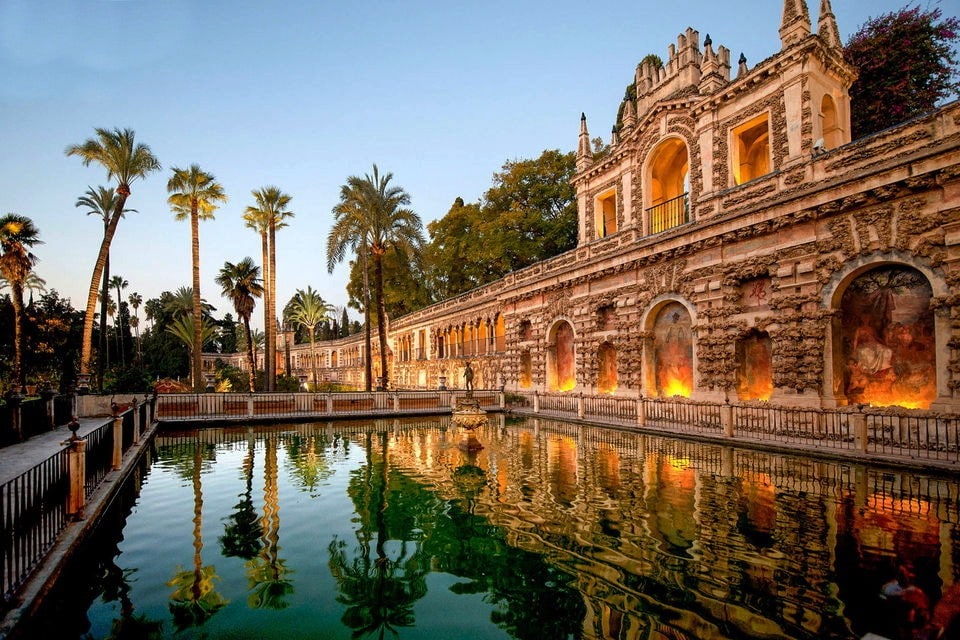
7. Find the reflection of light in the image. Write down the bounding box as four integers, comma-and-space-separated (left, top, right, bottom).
666, 455, 690, 470
558, 379, 576, 392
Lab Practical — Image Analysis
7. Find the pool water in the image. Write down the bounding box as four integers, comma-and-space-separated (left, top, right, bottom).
22, 416, 960, 639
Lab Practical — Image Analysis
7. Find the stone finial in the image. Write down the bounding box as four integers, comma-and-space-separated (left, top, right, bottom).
622, 96, 637, 129
737, 52, 749, 78
780, 0, 812, 48
611, 124, 619, 146
817, 0, 842, 50
577, 112, 593, 170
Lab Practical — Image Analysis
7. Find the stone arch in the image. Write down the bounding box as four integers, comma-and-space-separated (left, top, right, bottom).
644, 136, 690, 234
820, 94, 841, 150
597, 341, 618, 394
519, 349, 533, 389
826, 260, 940, 409
641, 298, 696, 398
546, 318, 576, 392
735, 329, 773, 401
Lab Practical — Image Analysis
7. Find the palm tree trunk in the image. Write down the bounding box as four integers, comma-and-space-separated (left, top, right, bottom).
81, 196, 128, 384
11, 282, 24, 389
99, 255, 110, 377
308, 327, 318, 391
191, 207, 203, 391
361, 248, 372, 392
115, 283, 125, 368
243, 318, 256, 393
267, 223, 278, 392
260, 231, 273, 392
373, 251, 389, 390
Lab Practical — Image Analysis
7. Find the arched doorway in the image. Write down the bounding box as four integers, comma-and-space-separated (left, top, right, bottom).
547, 320, 576, 392
597, 342, 618, 394
652, 302, 693, 397
836, 265, 936, 408
736, 330, 773, 401
647, 138, 690, 234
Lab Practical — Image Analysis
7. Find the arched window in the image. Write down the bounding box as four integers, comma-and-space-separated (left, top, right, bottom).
820, 95, 841, 150
647, 138, 689, 234
732, 114, 770, 185
837, 266, 935, 409
520, 350, 533, 388
495, 314, 506, 352
736, 330, 772, 401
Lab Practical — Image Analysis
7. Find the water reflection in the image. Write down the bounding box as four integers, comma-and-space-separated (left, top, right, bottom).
19, 416, 960, 640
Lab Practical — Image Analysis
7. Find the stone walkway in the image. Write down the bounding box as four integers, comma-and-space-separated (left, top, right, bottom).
0, 417, 111, 485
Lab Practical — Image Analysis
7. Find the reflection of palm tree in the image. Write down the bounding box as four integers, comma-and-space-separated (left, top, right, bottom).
328, 431, 428, 638
246, 435, 294, 608
286, 432, 334, 496
220, 429, 262, 559
167, 439, 228, 630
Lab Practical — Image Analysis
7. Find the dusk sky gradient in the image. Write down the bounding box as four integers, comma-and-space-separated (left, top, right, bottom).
0, 0, 916, 329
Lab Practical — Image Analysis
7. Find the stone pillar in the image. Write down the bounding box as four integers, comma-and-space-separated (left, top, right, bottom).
247, 394, 255, 418
393, 393, 400, 412
721, 403, 734, 438
131, 398, 141, 444
112, 415, 123, 470
65, 419, 86, 519
577, 394, 585, 419
637, 396, 646, 427
533, 391, 540, 413
850, 408, 868, 453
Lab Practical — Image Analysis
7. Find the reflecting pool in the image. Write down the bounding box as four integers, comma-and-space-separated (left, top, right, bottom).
23, 416, 960, 639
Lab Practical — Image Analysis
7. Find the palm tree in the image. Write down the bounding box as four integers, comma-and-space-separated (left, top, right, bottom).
328, 165, 424, 390
0, 214, 41, 391
75, 186, 134, 383
164, 286, 214, 319
109, 275, 128, 366
166, 315, 219, 388
216, 258, 264, 393
243, 187, 294, 392
286, 286, 334, 390
168, 164, 227, 392
128, 291, 143, 362
66, 128, 161, 388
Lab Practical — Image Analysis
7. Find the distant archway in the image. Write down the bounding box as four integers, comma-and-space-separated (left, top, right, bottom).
736, 330, 772, 401
547, 320, 576, 392
652, 302, 693, 397
597, 342, 618, 394
836, 265, 935, 409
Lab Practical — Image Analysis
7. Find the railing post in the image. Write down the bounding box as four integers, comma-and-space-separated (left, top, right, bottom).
131, 398, 141, 444
637, 395, 646, 427
65, 418, 86, 519
326, 394, 333, 415
533, 390, 540, 414
851, 406, 868, 453
499, 391, 505, 410
393, 393, 400, 412
112, 413, 123, 470
577, 393, 585, 419
247, 394, 254, 418
721, 401, 734, 438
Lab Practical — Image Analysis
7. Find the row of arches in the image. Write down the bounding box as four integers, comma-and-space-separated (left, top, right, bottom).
528, 264, 939, 409
435, 315, 506, 359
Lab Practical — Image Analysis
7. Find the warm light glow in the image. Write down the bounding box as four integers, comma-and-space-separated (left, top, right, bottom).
662, 377, 692, 398
858, 385, 935, 410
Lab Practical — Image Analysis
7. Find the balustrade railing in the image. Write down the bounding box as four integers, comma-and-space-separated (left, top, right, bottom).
647, 193, 689, 234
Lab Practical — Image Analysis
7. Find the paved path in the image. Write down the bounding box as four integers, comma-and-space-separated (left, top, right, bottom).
0, 417, 112, 485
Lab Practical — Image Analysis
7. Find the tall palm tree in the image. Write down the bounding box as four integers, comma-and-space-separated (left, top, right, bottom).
109, 275, 128, 366
216, 258, 264, 393
0, 214, 41, 391
286, 286, 334, 390
168, 164, 227, 392
243, 187, 294, 392
166, 315, 219, 388
66, 128, 161, 388
75, 186, 134, 383
128, 291, 143, 362
164, 286, 214, 319
328, 165, 424, 390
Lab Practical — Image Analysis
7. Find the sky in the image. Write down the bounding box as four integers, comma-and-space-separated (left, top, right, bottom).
0, 0, 921, 330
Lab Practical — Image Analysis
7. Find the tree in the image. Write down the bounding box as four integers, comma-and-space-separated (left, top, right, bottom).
168, 164, 228, 392
75, 186, 134, 382
244, 187, 294, 392
109, 275, 128, 366
216, 258, 264, 393
166, 314, 219, 388
846, 6, 960, 139
329, 165, 424, 390
128, 291, 143, 362
286, 286, 334, 390
65, 128, 161, 388
0, 214, 41, 391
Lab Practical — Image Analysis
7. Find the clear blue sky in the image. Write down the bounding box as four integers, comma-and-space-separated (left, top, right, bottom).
0, 0, 916, 329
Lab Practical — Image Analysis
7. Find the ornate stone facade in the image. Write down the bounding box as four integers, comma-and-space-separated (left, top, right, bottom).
263, 0, 960, 412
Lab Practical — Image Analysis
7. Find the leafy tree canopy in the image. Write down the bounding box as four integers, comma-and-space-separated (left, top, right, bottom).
845, 4, 960, 138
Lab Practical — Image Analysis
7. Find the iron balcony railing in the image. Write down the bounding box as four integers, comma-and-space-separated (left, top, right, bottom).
647, 192, 689, 234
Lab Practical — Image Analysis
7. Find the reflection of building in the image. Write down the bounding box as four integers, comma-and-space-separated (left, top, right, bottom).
208, 1, 960, 411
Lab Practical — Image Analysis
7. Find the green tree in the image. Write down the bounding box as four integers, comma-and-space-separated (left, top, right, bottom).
65, 129, 161, 388
347, 247, 432, 320
244, 187, 294, 393
329, 165, 424, 389
846, 5, 960, 139
0, 214, 42, 390
128, 291, 143, 362
286, 286, 334, 390
423, 198, 487, 299
75, 186, 133, 382
216, 258, 264, 393
168, 164, 227, 392
166, 315, 218, 388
